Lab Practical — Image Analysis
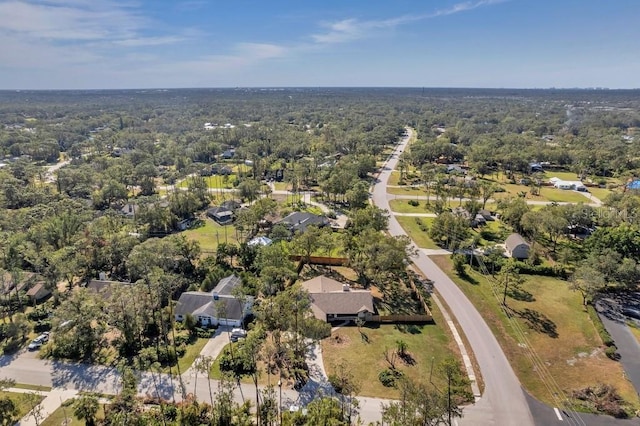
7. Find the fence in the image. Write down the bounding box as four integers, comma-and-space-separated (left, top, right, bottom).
289, 255, 348, 266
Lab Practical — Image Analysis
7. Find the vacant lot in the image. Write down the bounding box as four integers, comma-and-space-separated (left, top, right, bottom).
321, 312, 464, 399
182, 217, 240, 252
539, 187, 593, 203
395, 216, 438, 249
430, 255, 640, 412
388, 199, 437, 214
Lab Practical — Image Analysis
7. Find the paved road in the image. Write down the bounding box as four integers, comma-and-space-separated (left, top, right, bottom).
597, 298, 640, 395
372, 129, 536, 426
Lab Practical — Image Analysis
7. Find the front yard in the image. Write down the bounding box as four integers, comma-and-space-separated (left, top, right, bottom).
394, 216, 439, 249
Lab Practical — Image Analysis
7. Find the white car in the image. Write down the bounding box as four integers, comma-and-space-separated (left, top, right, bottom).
27, 332, 50, 351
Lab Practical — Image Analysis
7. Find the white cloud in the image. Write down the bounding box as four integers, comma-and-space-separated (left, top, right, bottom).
311, 0, 506, 45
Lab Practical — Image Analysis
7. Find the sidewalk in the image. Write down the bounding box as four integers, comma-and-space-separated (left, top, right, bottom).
182, 327, 231, 383
12, 387, 78, 426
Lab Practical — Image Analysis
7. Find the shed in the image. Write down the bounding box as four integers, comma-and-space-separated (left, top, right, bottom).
505, 233, 530, 260
26, 282, 51, 303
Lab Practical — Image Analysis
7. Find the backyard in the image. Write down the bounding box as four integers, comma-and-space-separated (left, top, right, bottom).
430, 255, 640, 413
182, 217, 240, 252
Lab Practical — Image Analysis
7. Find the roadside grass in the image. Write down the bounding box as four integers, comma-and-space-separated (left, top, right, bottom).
273, 182, 288, 191
543, 171, 581, 181
11, 383, 52, 392
182, 218, 240, 252
42, 404, 106, 426
0, 391, 45, 420
429, 255, 640, 412
539, 188, 593, 203
321, 316, 465, 399
627, 321, 640, 345
388, 199, 438, 214
395, 216, 439, 249
387, 186, 425, 196
388, 171, 402, 186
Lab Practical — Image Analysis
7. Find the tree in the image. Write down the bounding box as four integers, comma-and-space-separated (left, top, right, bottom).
74, 393, 100, 426
328, 362, 361, 423
570, 265, 607, 306
428, 212, 470, 250
0, 378, 17, 426
290, 225, 332, 264
540, 206, 568, 253
497, 259, 526, 306
237, 179, 261, 203
498, 197, 530, 233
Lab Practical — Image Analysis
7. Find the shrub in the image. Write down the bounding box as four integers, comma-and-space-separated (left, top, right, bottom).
415, 218, 428, 232
378, 368, 403, 388
408, 199, 419, 207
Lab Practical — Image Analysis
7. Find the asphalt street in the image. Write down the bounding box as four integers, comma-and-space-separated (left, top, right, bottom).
372, 129, 535, 426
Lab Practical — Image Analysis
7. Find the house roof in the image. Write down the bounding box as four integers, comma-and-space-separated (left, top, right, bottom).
279, 212, 329, 233
213, 275, 242, 296
301, 275, 374, 320
175, 292, 247, 321
248, 236, 273, 247
26, 282, 50, 298
301, 276, 346, 293
308, 292, 374, 317
505, 233, 529, 250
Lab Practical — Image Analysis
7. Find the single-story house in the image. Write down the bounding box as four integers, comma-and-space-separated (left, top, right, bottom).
26, 282, 51, 303
301, 276, 375, 323
627, 180, 640, 191
207, 206, 234, 225
549, 177, 587, 192
278, 212, 330, 234
1, 271, 35, 295
505, 233, 530, 260
221, 149, 235, 159
472, 214, 487, 227
530, 162, 544, 173
248, 236, 273, 247
175, 275, 252, 328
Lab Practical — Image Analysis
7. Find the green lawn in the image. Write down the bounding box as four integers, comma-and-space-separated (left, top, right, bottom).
395, 216, 439, 249
539, 187, 593, 203
162, 337, 209, 375
0, 391, 45, 422
11, 383, 52, 392
42, 404, 106, 426
272, 182, 288, 191
178, 175, 238, 189
543, 171, 581, 182
430, 255, 640, 412
388, 199, 437, 214
321, 312, 467, 399
587, 187, 614, 201
387, 186, 426, 196
182, 218, 240, 252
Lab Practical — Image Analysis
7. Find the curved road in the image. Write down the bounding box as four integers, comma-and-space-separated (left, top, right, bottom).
372, 129, 535, 426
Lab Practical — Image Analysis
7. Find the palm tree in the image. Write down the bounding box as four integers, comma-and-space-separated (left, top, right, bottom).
74, 394, 99, 426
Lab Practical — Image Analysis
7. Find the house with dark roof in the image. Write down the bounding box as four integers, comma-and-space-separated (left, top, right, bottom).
301, 276, 374, 323
207, 206, 234, 225
278, 212, 330, 234
505, 233, 530, 260
175, 275, 252, 327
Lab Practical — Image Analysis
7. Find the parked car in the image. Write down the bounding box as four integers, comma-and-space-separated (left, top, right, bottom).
230, 328, 247, 342
27, 332, 50, 351
622, 306, 640, 320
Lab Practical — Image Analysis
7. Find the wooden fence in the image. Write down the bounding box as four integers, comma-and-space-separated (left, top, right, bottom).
289, 256, 348, 266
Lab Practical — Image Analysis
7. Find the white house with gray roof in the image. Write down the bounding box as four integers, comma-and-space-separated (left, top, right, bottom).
175, 274, 252, 328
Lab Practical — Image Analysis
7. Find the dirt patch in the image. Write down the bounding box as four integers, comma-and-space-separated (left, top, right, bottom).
326, 332, 351, 347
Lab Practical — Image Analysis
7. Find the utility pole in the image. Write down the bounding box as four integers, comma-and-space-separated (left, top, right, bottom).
502, 271, 509, 306
448, 372, 452, 426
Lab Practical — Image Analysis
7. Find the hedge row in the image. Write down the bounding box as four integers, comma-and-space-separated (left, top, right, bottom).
586, 304, 618, 360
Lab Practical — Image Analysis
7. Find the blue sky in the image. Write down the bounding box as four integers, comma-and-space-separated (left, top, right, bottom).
0, 0, 638, 89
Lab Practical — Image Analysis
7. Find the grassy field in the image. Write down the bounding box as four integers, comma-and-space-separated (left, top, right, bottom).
543, 171, 581, 181
539, 187, 593, 203
388, 199, 437, 214
0, 391, 45, 421
182, 218, 240, 252
587, 187, 614, 201
395, 216, 439, 249
177, 175, 238, 189
430, 255, 640, 412
11, 383, 52, 392
42, 404, 106, 426
386, 186, 426, 196
321, 313, 465, 399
